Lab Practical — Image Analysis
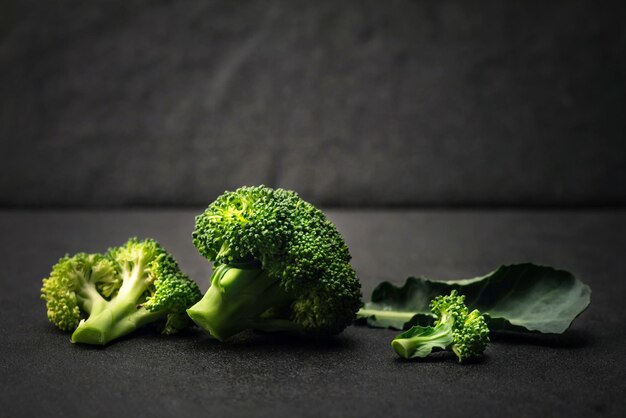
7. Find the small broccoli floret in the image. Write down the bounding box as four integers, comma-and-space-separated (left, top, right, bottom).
41, 238, 201, 345
391, 290, 489, 362
187, 186, 362, 340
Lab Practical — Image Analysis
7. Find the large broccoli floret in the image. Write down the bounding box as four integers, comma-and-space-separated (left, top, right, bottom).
391, 290, 489, 362
187, 186, 362, 340
41, 238, 202, 345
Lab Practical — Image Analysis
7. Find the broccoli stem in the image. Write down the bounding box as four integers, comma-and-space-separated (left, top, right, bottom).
115, 263, 149, 303
187, 264, 294, 341
391, 322, 454, 359
75, 287, 108, 317
74, 279, 109, 317
71, 303, 164, 345
71, 265, 157, 345
356, 308, 424, 323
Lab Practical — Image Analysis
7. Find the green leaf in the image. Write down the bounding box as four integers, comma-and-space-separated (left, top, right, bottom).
357, 263, 591, 334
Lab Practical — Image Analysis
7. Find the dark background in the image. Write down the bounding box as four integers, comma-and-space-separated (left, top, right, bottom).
1, 0, 625, 208
1, 1, 626, 417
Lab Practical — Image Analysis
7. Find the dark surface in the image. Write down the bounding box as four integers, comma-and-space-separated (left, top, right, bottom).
2, 0, 626, 207
0, 209, 625, 417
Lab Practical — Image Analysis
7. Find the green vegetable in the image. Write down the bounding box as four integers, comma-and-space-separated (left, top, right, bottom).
392, 290, 489, 362
41, 238, 202, 345
357, 264, 591, 334
187, 186, 362, 340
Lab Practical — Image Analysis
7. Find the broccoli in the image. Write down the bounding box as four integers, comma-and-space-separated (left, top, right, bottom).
41, 238, 202, 345
391, 290, 489, 362
186, 186, 362, 340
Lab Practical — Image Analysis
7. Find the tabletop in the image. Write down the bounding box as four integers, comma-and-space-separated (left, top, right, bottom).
1, 209, 624, 417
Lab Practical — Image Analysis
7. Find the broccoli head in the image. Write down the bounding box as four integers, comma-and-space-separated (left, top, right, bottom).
391, 290, 489, 362
41, 238, 201, 345
187, 186, 362, 340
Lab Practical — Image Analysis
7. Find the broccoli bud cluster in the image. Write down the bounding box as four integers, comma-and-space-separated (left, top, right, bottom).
188, 185, 362, 339
41, 238, 201, 345
392, 290, 489, 362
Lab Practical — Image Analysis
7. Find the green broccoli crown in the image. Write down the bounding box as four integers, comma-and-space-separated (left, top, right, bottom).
392, 290, 489, 362
429, 289, 468, 324
107, 238, 201, 315
191, 185, 361, 337
41, 238, 201, 344
41, 253, 117, 331
452, 309, 490, 360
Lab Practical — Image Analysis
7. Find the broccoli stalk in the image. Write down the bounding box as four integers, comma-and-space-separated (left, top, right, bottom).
391, 324, 454, 359
187, 186, 362, 340
41, 238, 202, 345
187, 264, 298, 340
71, 245, 166, 344
391, 290, 489, 362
